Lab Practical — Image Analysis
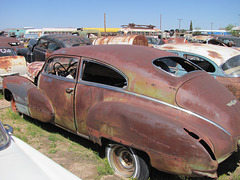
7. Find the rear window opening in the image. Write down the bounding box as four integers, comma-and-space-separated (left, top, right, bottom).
153, 56, 201, 76
183, 54, 215, 73
82, 60, 127, 88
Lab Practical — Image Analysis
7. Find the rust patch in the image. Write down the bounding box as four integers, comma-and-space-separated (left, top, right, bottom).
162, 46, 175, 50
27, 62, 45, 80
0, 56, 13, 71
94, 35, 148, 46
208, 50, 223, 59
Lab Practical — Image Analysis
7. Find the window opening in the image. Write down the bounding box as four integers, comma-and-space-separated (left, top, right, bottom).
153, 56, 200, 76
81, 61, 127, 88
44, 57, 79, 79
37, 39, 48, 49
183, 54, 215, 73
48, 42, 61, 52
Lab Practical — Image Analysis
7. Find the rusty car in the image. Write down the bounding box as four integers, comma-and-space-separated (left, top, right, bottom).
0, 36, 24, 53
0, 47, 26, 89
3, 45, 240, 179
156, 43, 240, 100
17, 34, 92, 63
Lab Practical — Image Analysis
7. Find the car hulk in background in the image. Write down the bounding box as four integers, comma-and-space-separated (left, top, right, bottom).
0, 36, 26, 89
17, 34, 92, 63
3, 45, 240, 179
156, 43, 240, 100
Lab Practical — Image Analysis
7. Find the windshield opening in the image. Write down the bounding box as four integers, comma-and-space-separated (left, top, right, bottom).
0, 123, 10, 151
153, 56, 201, 76
221, 55, 240, 77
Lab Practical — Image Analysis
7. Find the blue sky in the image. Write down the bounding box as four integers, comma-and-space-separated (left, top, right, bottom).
1, 0, 240, 31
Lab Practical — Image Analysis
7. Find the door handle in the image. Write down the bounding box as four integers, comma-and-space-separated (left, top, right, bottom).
66, 88, 74, 94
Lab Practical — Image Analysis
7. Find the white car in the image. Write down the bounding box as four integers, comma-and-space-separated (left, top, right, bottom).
0, 122, 81, 180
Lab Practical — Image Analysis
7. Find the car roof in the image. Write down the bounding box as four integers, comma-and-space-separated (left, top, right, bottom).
0, 37, 21, 47
52, 44, 178, 72
40, 34, 92, 48
158, 43, 240, 66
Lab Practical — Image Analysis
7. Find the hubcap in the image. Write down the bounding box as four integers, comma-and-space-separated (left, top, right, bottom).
110, 145, 136, 177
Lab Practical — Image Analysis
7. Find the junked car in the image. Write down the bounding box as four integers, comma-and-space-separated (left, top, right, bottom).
0, 121, 81, 180
3, 45, 240, 179
0, 36, 24, 53
156, 43, 240, 100
17, 34, 92, 63
0, 47, 26, 89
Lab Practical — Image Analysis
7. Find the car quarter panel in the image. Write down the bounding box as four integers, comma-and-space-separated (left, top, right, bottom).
82, 86, 221, 176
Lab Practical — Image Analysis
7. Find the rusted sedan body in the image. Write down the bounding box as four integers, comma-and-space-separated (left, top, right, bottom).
3, 45, 240, 179
156, 43, 240, 100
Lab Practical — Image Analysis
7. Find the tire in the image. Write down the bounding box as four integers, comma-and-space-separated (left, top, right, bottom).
106, 144, 149, 180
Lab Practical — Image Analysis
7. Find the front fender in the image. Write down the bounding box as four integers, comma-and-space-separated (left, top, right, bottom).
3, 76, 35, 115
3, 76, 54, 122
28, 88, 55, 123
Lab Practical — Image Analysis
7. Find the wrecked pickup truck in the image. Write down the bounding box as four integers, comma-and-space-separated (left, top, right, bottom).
17, 34, 92, 63
3, 45, 240, 179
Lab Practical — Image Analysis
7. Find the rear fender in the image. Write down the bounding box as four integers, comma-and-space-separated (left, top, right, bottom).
86, 101, 218, 175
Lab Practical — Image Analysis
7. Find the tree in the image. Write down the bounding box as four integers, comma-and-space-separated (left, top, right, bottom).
193, 27, 201, 35
225, 24, 234, 31
225, 24, 239, 36
190, 20, 193, 32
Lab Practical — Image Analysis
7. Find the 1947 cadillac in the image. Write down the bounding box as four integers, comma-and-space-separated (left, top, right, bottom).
3, 45, 240, 179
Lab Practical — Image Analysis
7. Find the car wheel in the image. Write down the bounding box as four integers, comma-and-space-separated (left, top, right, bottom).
106, 144, 149, 180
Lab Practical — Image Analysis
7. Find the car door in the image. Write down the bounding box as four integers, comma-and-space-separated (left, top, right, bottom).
74, 58, 128, 135
33, 38, 48, 61
38, 56, 79, 132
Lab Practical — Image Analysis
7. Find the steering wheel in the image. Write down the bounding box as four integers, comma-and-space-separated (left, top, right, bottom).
53, 62, 68, 76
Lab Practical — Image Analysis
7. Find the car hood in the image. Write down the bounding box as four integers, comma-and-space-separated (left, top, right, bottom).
0, 136, 81, 180
176, 73, 240, 159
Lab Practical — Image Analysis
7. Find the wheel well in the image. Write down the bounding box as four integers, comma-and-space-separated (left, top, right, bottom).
100, 137, 151, 166
4, 89, 13, 101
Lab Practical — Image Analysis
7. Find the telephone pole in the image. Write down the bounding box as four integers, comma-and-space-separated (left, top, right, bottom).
178, 19, 182, 33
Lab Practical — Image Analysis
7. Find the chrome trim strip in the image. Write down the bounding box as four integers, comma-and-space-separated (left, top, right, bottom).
41, 73, 76, 83
77, 80, 232, 137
